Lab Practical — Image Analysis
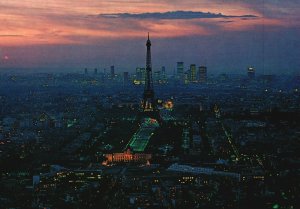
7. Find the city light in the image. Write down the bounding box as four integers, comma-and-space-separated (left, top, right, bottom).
0, 5, 298, 208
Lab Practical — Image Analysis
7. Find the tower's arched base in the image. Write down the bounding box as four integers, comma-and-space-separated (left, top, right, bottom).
137, 110, 163, 126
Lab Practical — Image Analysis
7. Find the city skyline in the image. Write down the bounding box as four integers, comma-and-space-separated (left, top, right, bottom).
0, 9, 299, 207
0, 0, 299, 74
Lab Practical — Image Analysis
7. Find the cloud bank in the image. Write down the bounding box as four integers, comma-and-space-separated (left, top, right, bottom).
100, 11, 258, 20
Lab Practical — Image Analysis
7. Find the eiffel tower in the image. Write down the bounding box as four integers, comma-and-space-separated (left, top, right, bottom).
140, 33, 161, 123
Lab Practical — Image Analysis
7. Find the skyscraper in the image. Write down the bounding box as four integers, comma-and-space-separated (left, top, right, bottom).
110, 66, 115, 79
94, 68, 98, 75
198, 66, 207, 83
136, 67, 146, 84
190, 64, 197, 82
123, 72, 129, 85
177, 62, 184, 81
184, 72, 189, 84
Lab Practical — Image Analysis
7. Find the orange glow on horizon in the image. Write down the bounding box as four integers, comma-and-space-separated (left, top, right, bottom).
0, 0, 298, 46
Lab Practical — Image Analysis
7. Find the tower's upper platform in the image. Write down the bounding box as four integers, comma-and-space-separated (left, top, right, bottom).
146, 32, 151, 46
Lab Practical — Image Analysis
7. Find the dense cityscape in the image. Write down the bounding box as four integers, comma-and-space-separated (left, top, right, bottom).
0, 33, 299, 209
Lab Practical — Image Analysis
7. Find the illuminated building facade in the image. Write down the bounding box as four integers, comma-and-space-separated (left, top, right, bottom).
190, 64, 197, 82
184, 72, 189, 84
167, 163, 240, 180
36, 170, 103, 190
134, 67, 146, 85
103, 149, 152, 164
164, 100, 174, 110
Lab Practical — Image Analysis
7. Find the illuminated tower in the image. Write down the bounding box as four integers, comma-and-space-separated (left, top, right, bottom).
140, 33, 161, 123
142, 33, 156, 111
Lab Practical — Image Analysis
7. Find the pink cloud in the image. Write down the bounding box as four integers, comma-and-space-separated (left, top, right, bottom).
0, 0, 298, 46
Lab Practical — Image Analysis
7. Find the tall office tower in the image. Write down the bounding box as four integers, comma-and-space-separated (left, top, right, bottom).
136, 67, 146, 84
136, 67, 142, 81
184, 72, 189, 84
247, 67, 255, 79
198, 66, 207, 83
190, 64, 197, 82
177, 62, 184, 81
141, 68, 146, 84
123, 72, 129, 84
110, 66, 115, 79
84, 68, 88, 75
141, 33, 160, 123
94, 68, 98, 75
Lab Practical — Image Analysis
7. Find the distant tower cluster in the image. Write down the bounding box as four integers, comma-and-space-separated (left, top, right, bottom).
80, 39, 215, 86
178, 63, 208, 84
83, 66, 132, 85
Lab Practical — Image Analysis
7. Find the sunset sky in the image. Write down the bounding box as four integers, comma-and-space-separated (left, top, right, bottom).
0, 0, 299, 74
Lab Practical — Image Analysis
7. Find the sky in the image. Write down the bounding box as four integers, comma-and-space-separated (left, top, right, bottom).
0, 0, 299, 74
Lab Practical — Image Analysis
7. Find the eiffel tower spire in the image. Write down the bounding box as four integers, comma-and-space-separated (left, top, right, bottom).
143, 33, 156, 112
